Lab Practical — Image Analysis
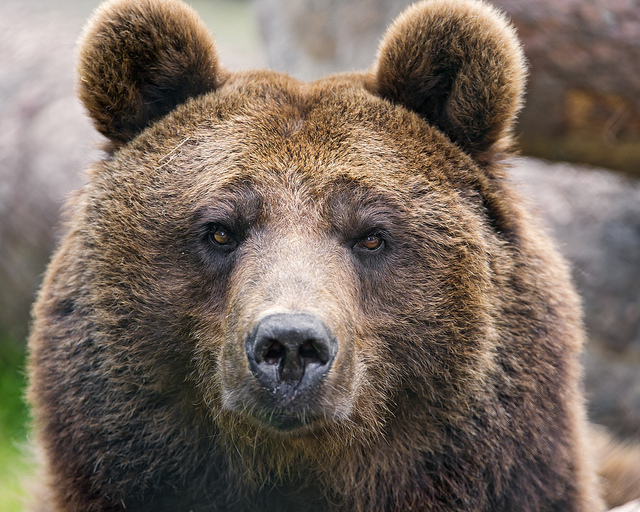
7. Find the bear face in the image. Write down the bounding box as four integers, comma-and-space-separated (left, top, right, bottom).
27, 0, 604, 510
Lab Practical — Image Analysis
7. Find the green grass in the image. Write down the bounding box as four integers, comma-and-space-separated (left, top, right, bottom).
0, 338, 33, 512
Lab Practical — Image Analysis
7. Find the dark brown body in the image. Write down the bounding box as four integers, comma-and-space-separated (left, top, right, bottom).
28, 0, 604, 510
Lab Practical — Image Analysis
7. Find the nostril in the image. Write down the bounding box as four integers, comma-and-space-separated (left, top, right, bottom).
299, 340, 322, 364
264, 340, 285, 364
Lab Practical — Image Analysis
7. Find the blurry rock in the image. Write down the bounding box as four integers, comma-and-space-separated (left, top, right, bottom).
255, 0, 640, 177
0, 3, 102, 344
512, 158, 640, 438
255, 0, 407, 80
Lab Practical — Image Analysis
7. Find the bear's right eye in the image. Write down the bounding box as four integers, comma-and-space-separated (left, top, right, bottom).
357, 234, 383, 251
353, 232, 385, 253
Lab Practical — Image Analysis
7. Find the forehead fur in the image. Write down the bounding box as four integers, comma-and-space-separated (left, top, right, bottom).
113, 71, 473, 190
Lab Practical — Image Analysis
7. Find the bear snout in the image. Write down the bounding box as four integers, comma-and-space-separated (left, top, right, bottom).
245, 312, 337, 401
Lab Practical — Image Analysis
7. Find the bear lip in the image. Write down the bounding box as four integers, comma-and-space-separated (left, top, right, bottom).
258, 411, 309, 432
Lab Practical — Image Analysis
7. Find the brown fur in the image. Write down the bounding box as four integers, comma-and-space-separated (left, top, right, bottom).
76, 0, 225, 147
28, 0, 612, 510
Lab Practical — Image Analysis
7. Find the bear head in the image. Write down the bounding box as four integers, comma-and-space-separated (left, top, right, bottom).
28, 0, 602, 510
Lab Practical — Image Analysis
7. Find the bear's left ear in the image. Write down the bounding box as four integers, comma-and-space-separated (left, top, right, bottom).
366, 0, 526, 161
77, 0, 224, 148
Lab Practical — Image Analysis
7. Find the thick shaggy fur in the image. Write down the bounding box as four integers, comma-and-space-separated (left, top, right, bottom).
368, 0, 526, 162
76, 0, 223, 146
28, 0, 609, 510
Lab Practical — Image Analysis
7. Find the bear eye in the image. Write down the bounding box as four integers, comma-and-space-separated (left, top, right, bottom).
208, 225, 235, 248
356, 234, 383, 251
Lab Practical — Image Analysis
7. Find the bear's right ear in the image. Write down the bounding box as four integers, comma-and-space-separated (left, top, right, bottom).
366, 0, 526, 162
77, 0, 224, 148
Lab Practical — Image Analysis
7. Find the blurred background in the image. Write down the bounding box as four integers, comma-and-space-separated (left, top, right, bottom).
1, 0, 639, 509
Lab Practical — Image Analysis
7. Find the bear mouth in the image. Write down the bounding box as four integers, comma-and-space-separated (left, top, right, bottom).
245, 401, 331, 433
257, 412, 310, 432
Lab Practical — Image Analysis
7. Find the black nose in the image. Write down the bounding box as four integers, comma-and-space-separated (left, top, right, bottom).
246, 312, 337, 396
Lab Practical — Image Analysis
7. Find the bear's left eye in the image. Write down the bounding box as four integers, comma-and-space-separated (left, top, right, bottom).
208, 225, 237, 250
212, 228, 230, 245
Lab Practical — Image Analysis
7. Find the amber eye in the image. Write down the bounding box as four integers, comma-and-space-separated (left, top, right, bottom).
358, 234, 383, 251
210, 226, 231, 246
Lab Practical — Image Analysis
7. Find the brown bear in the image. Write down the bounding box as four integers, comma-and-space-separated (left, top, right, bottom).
27, 0, 606, 510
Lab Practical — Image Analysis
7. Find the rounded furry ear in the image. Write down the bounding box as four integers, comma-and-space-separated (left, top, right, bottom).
367, 0, 526, 160
77, 0, 224, 146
